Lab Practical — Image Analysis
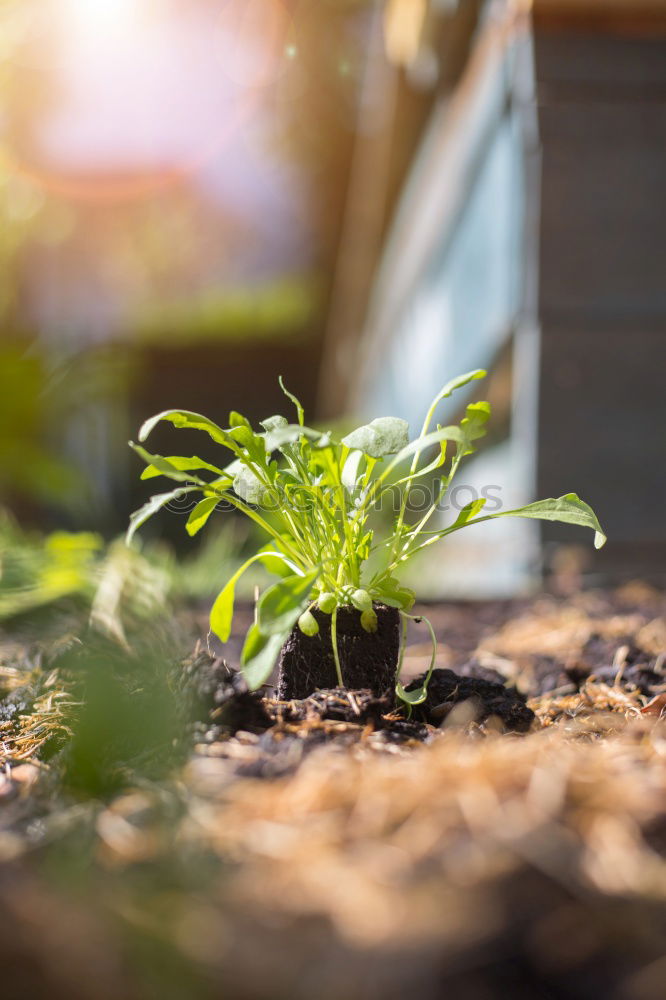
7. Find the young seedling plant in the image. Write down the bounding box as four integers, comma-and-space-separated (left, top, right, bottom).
127, 371, 606, 707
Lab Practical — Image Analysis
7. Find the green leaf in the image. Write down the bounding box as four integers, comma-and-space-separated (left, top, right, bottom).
210, 555, 261, 643
278, 376, 304, 426
186, 496, 219, 537
126, 487, 197, 546
416, 370, 487, 440
357, 529, 373, 562
130, 444, 215, 485
379, 427, 464, 483
263, 423, 324, 452
390, 436, 447, 488
479, 493, 607, 549
342, 449, 364, 492
241, 625, 286, 690
457, 401, 491, 456
396, 682, 429, 706
260, 415, 288, 433
256, 570, 319, 635
229, 411, 250, 428
228, 425, 258, 448
227, 426, 270, 465
257, 543, 300, 578
450, 497, 487, 529
139, 454, 225, 481
298, 609, 320, 636
360, 608, 378, 633
209, 551, 300, 643
233, 465, 271, 505
431, 369, 486, 406
317, 592, 337, 614
386, 400, 488, 480
350, 588, 373, 613
138, 409, 234, 448
342, 417, 409, 459
377, 579, 416, 610
209, 579, 240, 645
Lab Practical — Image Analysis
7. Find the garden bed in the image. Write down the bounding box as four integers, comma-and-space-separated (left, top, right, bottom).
0, 584, 665, 1000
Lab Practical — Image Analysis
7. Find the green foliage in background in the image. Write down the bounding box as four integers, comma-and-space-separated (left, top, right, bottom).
0, 513, 102, 619
0, 342, 136, 517
0, 513, 172, 644
129, 372, 606, 703
134, 277, 317, 345
0, 345, 83, 507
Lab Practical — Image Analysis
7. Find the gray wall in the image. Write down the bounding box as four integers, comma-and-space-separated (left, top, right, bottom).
535, 30, 666, 582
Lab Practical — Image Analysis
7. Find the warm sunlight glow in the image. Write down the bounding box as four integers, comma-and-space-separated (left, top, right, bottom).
10, 0, 299, 202
62, 0, 137, 36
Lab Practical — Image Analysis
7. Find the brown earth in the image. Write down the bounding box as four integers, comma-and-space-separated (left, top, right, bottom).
0, 584, 665, 1000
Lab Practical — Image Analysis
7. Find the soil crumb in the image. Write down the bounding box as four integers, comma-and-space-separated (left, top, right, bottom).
403, 667, 535, 732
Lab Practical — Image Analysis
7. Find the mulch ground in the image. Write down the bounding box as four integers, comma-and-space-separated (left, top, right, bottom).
0, 583, 665, 1000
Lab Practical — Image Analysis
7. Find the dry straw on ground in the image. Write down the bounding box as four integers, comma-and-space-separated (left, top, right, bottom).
1, 587, 665, 999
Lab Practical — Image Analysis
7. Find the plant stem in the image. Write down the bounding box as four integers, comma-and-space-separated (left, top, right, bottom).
405, 611, 438, 694
331, 605, 344, 687
396, 611, 408, 682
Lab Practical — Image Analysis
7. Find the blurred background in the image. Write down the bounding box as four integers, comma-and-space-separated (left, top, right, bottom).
1, 7, 666, 999
1, 0, 665, 602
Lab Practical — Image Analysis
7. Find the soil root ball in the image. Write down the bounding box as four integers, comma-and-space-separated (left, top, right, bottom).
277, 604, 400, 702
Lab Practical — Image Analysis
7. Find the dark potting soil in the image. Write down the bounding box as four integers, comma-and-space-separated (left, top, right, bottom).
182, 653, 272, 732
189, 654, 533, 769
269, 687, 394, 726
276, 603, 400, 701
404, 668, 535, 733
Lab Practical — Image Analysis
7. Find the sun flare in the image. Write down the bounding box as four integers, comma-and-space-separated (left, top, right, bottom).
62, 0, 137, 35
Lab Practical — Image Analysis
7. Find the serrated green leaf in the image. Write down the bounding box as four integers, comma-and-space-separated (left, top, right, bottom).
457, 401, 491, 456
130, 444, 215, 486
342, 417, 409, 459
138, 409, 233, 447
482, 493, 606, 548
139, 454, 225, 481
